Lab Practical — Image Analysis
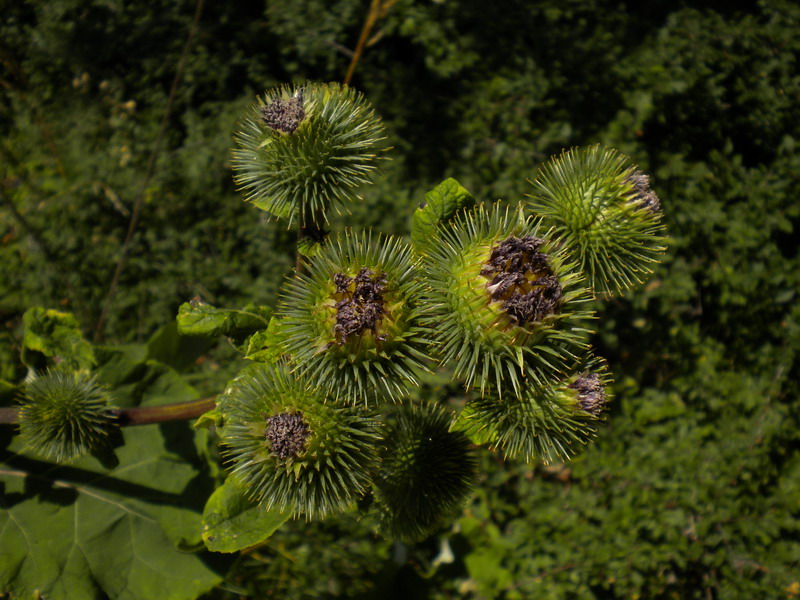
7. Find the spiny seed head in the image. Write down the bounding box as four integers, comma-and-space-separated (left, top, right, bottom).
17, 370, 118, 463
266, 412, 310, 458
452, 358, 610, 464
527, 145, 667, 296
424, 203, 594, 398
220, 362, 381, 519
374, 403, 477, 543
280, 231, 432, 405
232, 82, 388, 227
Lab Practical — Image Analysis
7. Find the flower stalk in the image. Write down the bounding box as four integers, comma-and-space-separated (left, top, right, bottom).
0, 397, 216, 426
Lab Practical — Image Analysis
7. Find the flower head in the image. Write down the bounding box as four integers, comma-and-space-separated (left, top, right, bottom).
452, 357, 611, 464
260, 89, 305, 134
220, 362, 381, 519
280, 231, 432, 405
232, 82, 387, 227
17, 370, 118, 462
374, 403, 476, 542
527, 145, 667, 296
424, 203, 594, 398
567, 371, 608, 416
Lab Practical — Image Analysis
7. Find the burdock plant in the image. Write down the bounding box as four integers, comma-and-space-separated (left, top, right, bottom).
528, 145, 667, 296
374, 403, 477, 543
1, 80, 669, 569
452, 357, 612, 464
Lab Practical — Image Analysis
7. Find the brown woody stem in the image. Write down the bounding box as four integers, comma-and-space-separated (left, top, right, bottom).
0, 397, 216, 427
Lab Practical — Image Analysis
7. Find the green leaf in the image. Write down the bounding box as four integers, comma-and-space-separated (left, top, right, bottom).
21, 307, 96, 370
94, 344, 149, 388
244, 317, 288, 363
193, 406, 224, 431
250, 195, 293, 220
201, 477, 290, 553
146, 322, 214, 372
464, 547, 514, 593
176, 300, 272, 343
410, 178, 476, 253
0, 420, 229, 599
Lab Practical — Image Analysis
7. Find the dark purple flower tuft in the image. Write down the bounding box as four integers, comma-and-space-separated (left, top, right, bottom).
626, 170, 661, 212
480, 236, 563, 325
266, 412, 311, 459
332, 267, 388, 344
568, 373, 607, 416
260, 90, 305, 134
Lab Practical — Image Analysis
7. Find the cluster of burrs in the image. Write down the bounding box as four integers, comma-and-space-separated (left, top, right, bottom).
221, 86, 668, 541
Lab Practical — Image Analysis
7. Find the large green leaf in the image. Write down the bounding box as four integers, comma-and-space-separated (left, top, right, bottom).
202, 477, 290, 553
243, 317, 289, 364
21, 307, 96, 370
176, 301, 272, 344
146, 322, 214, 373
0, 356, 230, 599
410, 178, 476, 253
0, 430, 226, 599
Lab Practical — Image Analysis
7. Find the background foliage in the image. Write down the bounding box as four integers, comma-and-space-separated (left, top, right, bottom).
1, 0, 798, 598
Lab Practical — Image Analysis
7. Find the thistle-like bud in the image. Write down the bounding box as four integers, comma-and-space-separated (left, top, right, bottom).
527, 145, 667, 296
232, 82, 387, 227
452, 358, 611, 464
374, 403, 477, 543
17, 370, 118, 463
280, 231, 432, 405
424, 203, 594, 398
220, 362, 381, 519
567, 371, 608, 416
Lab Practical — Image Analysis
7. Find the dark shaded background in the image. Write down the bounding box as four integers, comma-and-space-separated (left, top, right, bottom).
2, 0, 798, 598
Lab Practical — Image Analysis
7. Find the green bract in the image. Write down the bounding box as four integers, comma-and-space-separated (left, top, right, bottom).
452, 356, 612, 464
232, 82, 387, 226
424, 203, 594, 398
280, 231, 432, 405
17, 370, 118, 462
527, 145, 667, 296
220, 362, 381, 520
374, 403, 476, 543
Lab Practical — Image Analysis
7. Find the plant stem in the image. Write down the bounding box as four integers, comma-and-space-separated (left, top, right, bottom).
0, 397, 216, 427
343, 0, 382, 86
294, 208, 326, 276
111, 397, 216, 426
